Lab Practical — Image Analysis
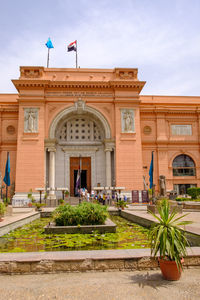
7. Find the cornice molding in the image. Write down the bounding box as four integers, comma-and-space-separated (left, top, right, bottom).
0, 107, 18, 112
12, 79, 146, 91
142, 140, 199, 146
140, 109, 199, 115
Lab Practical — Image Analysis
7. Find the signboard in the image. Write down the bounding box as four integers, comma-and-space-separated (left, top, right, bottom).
142, 190, 149, 203
132, 190, 139, 203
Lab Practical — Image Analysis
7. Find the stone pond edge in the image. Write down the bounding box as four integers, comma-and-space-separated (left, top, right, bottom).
44, 218, 116, 234
0, 248, 200, 274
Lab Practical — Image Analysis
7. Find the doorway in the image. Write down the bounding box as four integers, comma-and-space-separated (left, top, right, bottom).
74, 170, 87, 196
70, 157, 91, 196
173, 184, 197, 195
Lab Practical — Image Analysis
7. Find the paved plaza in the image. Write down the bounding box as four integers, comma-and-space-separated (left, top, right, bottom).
0, 269, 199, 300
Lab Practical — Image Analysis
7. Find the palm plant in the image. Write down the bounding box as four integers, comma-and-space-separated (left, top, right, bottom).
149, 199, 192, 270
115, 199, 127, 210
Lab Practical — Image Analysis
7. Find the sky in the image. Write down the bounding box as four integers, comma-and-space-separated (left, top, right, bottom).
0, 0, 200, 96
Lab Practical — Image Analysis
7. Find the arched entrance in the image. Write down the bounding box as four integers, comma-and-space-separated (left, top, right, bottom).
46, 100, 114, 197
172, 154, 196, 195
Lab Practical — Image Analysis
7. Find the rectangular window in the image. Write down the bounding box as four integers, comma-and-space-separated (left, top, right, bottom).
171, 125, 192, 136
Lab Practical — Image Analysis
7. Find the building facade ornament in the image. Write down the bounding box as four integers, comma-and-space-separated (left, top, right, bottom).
74, 98, 85, 114
121, 109, 135, 133
24, 108, 39, 133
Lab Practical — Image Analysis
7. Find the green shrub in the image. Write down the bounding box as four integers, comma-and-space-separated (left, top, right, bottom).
176, 197, 200, 202
176, 197, 190, 202
3, 197, 10, 206
27, 189, 35, 203
53, 202, 108, 226
187, 187, 200, 199
0, 202, 6, 215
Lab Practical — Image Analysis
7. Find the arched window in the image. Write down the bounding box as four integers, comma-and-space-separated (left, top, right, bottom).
172, 154, 196, 176
56, 116, 104, 143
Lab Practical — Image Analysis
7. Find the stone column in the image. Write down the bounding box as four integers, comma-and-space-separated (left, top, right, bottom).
48, 147, 56, 199
105, 148, 112, 187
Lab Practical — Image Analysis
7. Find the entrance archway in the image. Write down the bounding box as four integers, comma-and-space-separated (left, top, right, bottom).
46, 100, 114, 196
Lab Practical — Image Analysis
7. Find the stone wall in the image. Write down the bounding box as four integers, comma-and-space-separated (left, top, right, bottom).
0, 248, 200, 274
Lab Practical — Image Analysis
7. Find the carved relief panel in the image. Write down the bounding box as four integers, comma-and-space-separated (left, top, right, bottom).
24, 108, 39, 133
171, 124, 192, 136
121, 109, 135, 133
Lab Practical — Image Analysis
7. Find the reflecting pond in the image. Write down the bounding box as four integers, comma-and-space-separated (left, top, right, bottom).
0, 215, 150, 253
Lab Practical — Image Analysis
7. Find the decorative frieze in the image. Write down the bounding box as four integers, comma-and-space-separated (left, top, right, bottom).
46, 91, 113, 98
115, 68, 138, 80
20, 67, 43, 78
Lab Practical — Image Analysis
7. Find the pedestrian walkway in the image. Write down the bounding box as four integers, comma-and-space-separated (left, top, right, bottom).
125, 206, 200, 236
0, 208, 39, 236
0, 269, 199, 300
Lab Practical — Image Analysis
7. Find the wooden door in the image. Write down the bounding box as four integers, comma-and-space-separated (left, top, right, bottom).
70, 157, 91, 196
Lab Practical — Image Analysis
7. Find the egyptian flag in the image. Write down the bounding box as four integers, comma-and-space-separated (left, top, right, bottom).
67, 40, 77, 52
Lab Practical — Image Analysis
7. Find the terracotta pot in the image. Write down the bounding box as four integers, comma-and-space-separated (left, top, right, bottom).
159, 258, 184, 281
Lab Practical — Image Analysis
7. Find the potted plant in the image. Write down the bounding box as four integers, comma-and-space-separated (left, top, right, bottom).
0, 202, 6, 221
115, 199, 127, 210
33, 202, 45, 212
149, 199, 192, 280
64, 190, 69, 198
58, 199, 64, 205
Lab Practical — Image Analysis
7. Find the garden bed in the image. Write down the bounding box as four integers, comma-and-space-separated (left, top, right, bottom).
44, 218, 116, 234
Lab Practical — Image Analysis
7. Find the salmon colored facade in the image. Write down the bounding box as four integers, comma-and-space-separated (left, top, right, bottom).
0, 66, 200, 204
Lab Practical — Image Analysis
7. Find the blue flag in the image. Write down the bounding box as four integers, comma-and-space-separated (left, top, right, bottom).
149, 151, 154, 189
45, 38, 54, 49
3, 152, 10, 186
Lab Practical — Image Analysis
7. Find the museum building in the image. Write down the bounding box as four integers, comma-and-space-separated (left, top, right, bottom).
0, 66, 199, 205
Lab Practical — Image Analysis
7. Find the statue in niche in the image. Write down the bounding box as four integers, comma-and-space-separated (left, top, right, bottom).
121, 109, 134, 132
24, 109, 38, 132
159, 175, 166, 197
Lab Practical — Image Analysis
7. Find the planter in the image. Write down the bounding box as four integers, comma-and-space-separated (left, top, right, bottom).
44, 218, 116, 234
159, 258, 184, 281
35, 207, 43, 212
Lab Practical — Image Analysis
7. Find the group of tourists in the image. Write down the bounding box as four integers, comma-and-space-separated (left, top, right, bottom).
77, 188, 127, 205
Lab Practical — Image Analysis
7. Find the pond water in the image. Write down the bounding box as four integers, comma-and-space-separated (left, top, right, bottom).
0, 215, 150, 253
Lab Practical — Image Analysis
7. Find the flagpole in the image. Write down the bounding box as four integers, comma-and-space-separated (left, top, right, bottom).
47, 48, 50, 68
6, 152, 9, 204
76, 40, 78, 68
151, 151, 155, 203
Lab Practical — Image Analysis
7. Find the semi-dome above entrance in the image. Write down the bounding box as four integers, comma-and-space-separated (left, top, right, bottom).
56, 115, 104, 145
49, 99, 111, 139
